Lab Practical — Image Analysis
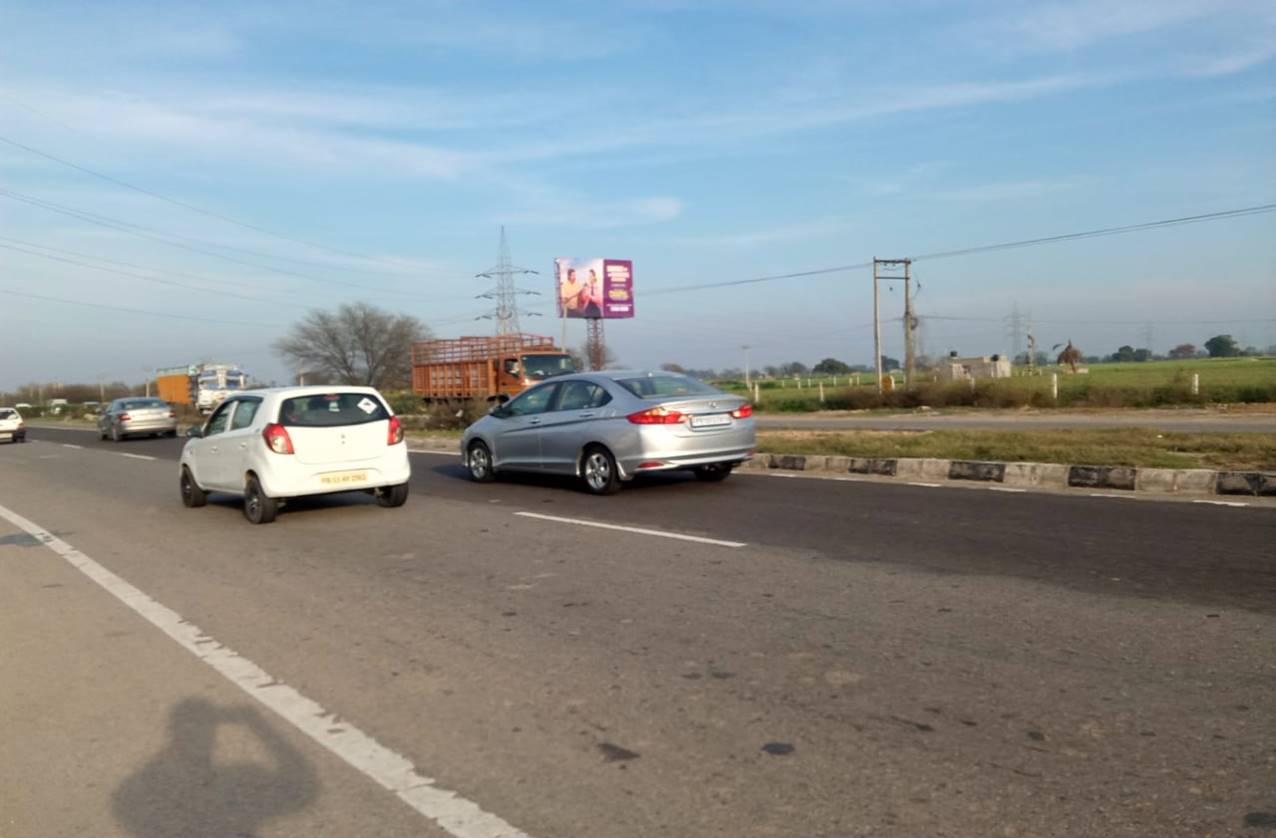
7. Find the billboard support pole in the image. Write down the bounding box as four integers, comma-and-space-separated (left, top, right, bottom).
556, 261, 568, 350
586, 317, 606, 371
873, 258, 883, 395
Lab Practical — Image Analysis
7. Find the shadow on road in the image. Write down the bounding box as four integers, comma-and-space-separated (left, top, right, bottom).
112, 697, 318, 838
426, 460, 713, 494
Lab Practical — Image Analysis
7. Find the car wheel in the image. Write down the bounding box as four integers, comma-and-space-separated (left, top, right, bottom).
110, 424, 122, 443
467, 441, 496, 483
377, 482, 410, 508
180, 466, 208, 508
694, 463, 734, 482
581, 445, 622, 495
242, 474, 278, 524
167, 429, 178, 438
99, 429, 108, 440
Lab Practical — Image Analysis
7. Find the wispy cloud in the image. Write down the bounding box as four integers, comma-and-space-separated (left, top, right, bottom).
969, 0, 1239, 52
935, 178, 1084, 203
673, 216, 855, 248
502, 196, 684, 229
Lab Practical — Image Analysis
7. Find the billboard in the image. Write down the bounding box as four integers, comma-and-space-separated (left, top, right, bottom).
555, 258, 634, 319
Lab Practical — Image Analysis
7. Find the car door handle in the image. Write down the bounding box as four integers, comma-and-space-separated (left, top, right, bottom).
529, 418, 542, 425
577, 412, 596, 418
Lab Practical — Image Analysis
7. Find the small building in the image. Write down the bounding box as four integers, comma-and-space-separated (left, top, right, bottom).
936, 353, 1012, 382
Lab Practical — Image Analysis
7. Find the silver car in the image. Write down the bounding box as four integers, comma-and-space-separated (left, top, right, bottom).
461, 371, 756, 494
98, 397, 178, 441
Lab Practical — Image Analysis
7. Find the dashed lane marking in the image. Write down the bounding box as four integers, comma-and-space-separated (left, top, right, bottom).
117, 453, 157, 461
61, 443, 83, 450
515, 511, 746, 548
0, 501, 530, 838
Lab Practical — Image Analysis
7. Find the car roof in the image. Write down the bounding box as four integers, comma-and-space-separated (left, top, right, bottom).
233, 385, 385, 400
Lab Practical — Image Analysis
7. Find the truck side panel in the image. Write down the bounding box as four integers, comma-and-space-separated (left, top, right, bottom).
156, 374, 192, 405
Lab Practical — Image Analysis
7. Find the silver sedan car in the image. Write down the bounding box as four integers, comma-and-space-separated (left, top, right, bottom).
98, 397, 178, 441
461, 371, 756, 494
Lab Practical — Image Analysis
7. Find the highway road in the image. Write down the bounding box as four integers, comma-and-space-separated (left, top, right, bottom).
755, 408, 1276, 433
3, 426, 1274, 837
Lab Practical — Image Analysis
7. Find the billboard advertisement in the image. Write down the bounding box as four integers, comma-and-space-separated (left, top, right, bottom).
555, 258, 634, 319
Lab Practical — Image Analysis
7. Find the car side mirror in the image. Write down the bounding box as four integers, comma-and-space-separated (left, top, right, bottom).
185, 426, 204, 438
489, 405, 508, 418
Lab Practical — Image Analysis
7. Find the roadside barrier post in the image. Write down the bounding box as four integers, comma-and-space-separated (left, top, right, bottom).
754, 382, 761, 403
1192, 373, 1199, 395
1051, 373, 1059, 401
819, 381, 825, 402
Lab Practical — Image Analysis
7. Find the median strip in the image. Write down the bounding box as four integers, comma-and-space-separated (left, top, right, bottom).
515, 511, 746, 548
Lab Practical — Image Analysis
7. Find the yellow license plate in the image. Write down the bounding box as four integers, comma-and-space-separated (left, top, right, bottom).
320, 470, 370, 486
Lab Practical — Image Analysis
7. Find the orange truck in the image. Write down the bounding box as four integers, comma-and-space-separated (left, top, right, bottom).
411, 334, 577, 402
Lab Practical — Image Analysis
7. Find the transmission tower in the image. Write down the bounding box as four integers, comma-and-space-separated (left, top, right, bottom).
1004, 301, 1027, 363
1139, 322, 1155, 354
476, 226, 539, 335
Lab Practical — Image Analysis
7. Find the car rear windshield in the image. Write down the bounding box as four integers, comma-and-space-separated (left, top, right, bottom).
0, 409, 17, 419
615, 374, 722, 399
278, 392, 390, 427
121, 399, 168, 410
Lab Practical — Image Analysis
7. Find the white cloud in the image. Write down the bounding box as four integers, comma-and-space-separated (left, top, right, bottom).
503, 195, 684, 229
935, 178, 1083, 203
674, 216, 856, 248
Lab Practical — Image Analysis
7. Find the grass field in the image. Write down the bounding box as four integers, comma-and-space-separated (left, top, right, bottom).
715, 357, 1276, 411
756, 428, 1276, 470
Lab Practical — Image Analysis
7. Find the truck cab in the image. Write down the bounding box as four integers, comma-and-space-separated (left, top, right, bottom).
499, 352, 577, 392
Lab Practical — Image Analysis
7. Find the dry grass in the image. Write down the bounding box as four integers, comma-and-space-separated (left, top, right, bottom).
757, 429, 1276, 470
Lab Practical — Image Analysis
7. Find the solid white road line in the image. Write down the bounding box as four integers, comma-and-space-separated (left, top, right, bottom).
1088, 492, 1138, 500
409, 449, 461, 457
0, 502, 529, 838
906, 482, 942, 488
989, 487, 1028, 493
117, 452, 157, 461
61, 443, 83, 449
1192, 499, 1251, 508
515, 511, 747, 548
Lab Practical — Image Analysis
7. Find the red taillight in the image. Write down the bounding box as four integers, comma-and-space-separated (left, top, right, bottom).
387, 415, 404, 445
168, 410, 177, 419
637, 461, 666, 469
731, 403, 753, 419
262, 423, 294, 455
119, 412, 131, 422
627, 406, 685, 425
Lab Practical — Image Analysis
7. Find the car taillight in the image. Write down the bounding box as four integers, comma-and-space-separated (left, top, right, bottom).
262, 423, 294, 455
168, 410, 177, 419
731, 403, 753, 419
119, 412, 131, 422
387, 415, 404, 445
627, 406, 685, 425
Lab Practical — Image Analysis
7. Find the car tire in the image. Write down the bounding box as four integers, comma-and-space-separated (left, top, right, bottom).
242, 474, 278, 524
377, 482, 410, 508
167, 429, 178, 438
467, 441, 496, 483
694, 463, 734, 482
581, 445, 622, 495
110, 424, 122, 443
180, 466, 208, 508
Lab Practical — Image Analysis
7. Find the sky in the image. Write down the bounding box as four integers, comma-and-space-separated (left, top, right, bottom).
1, 0, 1274, 389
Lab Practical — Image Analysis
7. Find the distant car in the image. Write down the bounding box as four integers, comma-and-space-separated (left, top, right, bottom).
0, 407, 26, 444
461, 370, 756, 495
98, 397, 178, 441
179, 386, 411, 524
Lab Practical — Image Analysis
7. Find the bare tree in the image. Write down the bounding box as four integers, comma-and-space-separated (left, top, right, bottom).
274, 303, 428, 389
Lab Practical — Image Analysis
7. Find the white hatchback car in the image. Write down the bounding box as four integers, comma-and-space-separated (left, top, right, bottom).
179, 386, 411, 524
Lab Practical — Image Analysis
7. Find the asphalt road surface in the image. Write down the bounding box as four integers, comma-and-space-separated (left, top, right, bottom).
755, 408, 1276, 433
3, 426, 1274, 838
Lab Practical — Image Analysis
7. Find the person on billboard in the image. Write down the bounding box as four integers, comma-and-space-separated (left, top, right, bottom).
560, 267, 586, 315
580, 268, 604, 318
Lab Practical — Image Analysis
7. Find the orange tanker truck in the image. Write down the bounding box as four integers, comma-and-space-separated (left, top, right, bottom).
411, 334, 576, 402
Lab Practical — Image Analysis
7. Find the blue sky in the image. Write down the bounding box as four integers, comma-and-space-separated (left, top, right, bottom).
1, 0, 1273, 388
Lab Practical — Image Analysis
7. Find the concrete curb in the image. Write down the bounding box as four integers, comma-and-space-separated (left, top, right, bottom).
743, 453, 1275, 498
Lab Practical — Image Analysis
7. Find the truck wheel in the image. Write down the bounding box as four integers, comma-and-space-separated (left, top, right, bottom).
180, 467, 208, 508
467, 442, 496, 483
581, 445, 622, 495
377, 482, 410, 508
243, 475, 278, 524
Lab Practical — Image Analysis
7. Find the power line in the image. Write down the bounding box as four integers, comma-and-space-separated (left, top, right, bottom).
0, 132, 417, 271
0, 287, 284, 327
640, 203, 1276, 296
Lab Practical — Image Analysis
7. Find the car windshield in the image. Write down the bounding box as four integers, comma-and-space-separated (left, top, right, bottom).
121, 399, 168, 410
615, 374, 722, 399
522, 354, 576, 380
279, 392, 390, 427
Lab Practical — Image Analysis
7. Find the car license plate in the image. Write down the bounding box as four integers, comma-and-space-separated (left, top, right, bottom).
320, 470, 369, 486
0, 432, 11, 441
690, 414, 732, 429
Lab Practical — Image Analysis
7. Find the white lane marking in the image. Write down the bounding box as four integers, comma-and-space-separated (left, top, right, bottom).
1088, 492, 1138, 500
61, 443, 83, 450
1192, 499, 1251, 508
408, 449, 461, 457
515, 511, 746, 548
989, 487, 1027, 493
0, 502, 529, 838
117, 452, 157, 461
906, 482, 942, 488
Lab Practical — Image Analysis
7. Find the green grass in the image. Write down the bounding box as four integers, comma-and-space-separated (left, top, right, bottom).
757, 428, 1276, 470
715, 358, 1276, 410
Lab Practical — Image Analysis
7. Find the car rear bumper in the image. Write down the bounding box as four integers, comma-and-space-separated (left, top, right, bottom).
255, 448, 412, 498
0, 428, 24, 441
119, 419, 178, 434
617, 423, 756, 479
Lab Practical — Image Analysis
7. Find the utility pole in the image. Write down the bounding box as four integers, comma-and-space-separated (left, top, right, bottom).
1027, 328, 1037, 375
476, 227, 539, 336
1005, 301, 1027, 365
742, 345, 752, 389
872, 258, 911, 393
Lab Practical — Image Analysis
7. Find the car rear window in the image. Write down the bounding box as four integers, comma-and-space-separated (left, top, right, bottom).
121, 399, 168, 410
0, 409, 17, 419
278, 392, 390, 427
615, 374, 722, 399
